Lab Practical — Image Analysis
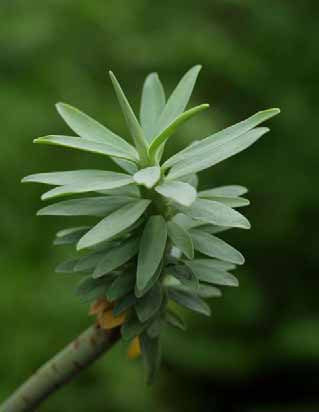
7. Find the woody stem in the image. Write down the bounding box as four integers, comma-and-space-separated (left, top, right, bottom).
0, 324, 121, 412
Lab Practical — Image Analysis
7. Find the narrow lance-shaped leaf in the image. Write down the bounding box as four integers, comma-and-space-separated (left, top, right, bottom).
93, 237, 140, 278
155, 181, 197, 207
54, 226, 90, 245
55, 102, 137, 152
167, 287, 211, 316
136, 216, 168, 293
140, 73, 166, 141
199, 185, 248, 197
190, 229, 245, 265
22, 170, 116, 186
166, 127, 270, 180
153, 65, 202, 136
164, 108, 280, 170
38, 196, 136, 217
148, 104, 209, 162
41, 172, 134, 201
185, 260, 239, 287
140, 332, 162, 385
109, 71, 149, 164
133, 166, 161, 189
34, 135, 139, 162
167, 221, 194, 259
180, 198, 250, 229
198, 195, 250, 208
77, 199, 151, 250
135, 283, 163, 323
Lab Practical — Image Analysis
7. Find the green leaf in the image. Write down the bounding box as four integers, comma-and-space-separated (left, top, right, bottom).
147, 316, 162, 338
33, 135, 138, 162
112, 293, 137, 316
76, 276, 114, 303
164, 108, 280, 172
167, 287, 211, 316
140, 73, 166, 141
196, 284, 222, 298
140, 332, 162, 385
55, 102, 137, 155
148, 104, 209, 161
199, 185, 248, 197
38, 196, 136, 217
54, 226, 90, 245
166, 127, 270, 180
180, 173, 199, 189
136, 283, 163, 323
98, 184, 140, 197
41, 172, 134, 200
167, 264, 198, 289
93, 238, 139, 278
111, 157, 138, 174
133, 166, 161, 189
198, 195, 250, 208
167, 221, 194, 259
190, 229, 244, 265
155, 181, 197, 207
109, 71, 149, 164
185, 260, 239, 287
136, 216, 167, 293
135, 262, 163, 298
74, 250, 106, 272
181, 198, 250, 229
153, 65, 202, 136
77, 199, 151, 250
106, 272, 135, 301
121, 313, 149, 341
55, 258, 80, 273
164, 309, 186, 331
184, 258, 236, 272
23, 170, 113, 186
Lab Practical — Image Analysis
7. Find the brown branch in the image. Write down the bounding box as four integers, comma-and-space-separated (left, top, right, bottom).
0, 324, 121, 412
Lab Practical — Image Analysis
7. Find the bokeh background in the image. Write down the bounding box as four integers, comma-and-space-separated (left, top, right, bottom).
1, 1, 318, 411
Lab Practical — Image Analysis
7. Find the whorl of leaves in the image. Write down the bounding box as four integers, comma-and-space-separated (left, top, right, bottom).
23, 66, 279, 383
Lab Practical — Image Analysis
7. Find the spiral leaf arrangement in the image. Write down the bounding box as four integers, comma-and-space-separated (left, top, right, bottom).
22, 66, 279, 383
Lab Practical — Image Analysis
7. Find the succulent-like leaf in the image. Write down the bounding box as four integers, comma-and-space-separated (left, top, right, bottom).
148, 104, 209, 161
109, 71, 149, 164
153, 65, 202, 136
133, 166, 161, 189
77, 199, 151, 250
180, 198, 250, 229
38, 196, 136, 217
136, 216, 167, 293
136, 283, 163, 323
199, 185, 248, 197
190, 229, 244, 265
167, 221, 194, 259
164, 108, 280, 171
155, 181, 197, 207
93, 238, 139, 278
167, 287, 211, 316
34, 135, 139, 162
140, 73, 166, 141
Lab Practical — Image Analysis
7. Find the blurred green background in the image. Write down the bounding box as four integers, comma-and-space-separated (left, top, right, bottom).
1, 1, 318, 411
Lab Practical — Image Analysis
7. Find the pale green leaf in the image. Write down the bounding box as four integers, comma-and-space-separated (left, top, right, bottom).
140, 73, 166, 141
54, 226, 90, 245
167, 221, 194, 259
184, 258, 236, 272
181, 198, 250, 229
109, 71, 149, 163
111, 157, 138, 174
167, 287, 211, 316
190, 229, 244, 265
199, 185, 248, 197
166, 127, 270, 179
38, 196, 135, 217
23, 170, 113, 186
185, 260, 239, 286
153, 65, 202, 136
155, 181, 197, 207
34, 135, 138, 162
133, 166, 161, 189
93, 238, 139, 278
136, 216, 167, 293
56, 102, 137, 154
41, 172, 134, 200
148, 104, 209, 161
164, 108, 280, 171
198, 194, 250, 208
77, 199, 151, 250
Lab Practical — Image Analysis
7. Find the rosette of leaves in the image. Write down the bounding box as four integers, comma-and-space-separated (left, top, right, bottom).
22, 66, 279, 383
